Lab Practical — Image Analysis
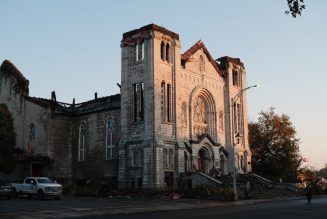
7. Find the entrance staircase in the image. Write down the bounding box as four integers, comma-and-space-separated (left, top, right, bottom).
179, 171, 299, 199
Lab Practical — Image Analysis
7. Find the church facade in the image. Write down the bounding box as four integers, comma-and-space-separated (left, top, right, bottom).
0, 24, 252, 189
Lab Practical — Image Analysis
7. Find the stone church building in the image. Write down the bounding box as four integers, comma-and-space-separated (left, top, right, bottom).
0, 24, 252, 189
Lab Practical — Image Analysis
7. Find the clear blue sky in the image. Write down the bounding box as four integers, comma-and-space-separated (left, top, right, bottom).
1, 0, 326, 169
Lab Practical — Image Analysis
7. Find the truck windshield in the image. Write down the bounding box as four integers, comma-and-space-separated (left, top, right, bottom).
36, 178, 53, 184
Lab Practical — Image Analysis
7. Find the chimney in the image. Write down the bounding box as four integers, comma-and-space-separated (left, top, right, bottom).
94, 92, 98, 99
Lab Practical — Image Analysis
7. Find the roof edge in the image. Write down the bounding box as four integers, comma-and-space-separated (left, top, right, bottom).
1, 60, 30, 95
123, 23, 179, 40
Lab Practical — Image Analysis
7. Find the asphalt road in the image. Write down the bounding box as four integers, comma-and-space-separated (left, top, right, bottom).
0, 195, 326, 219
81, 197, 327, 219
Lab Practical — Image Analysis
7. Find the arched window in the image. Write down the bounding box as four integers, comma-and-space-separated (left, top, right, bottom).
106, 118, 115, 160
29, 123, 35, 140
160, 41, 165, 61
199, 55, 205, 72
219, 111, 224, 132
166, 43, 170, 63
169, 149, 174, 167
78, 122, 87, 161
163, 148, 168, 167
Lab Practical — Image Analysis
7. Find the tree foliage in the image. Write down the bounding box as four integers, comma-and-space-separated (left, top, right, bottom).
249, 108, 302, 182
285, 0, 306, 18
0, 103, 17, 174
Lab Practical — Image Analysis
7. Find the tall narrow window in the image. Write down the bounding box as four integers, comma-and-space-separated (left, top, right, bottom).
133, 83, 138, 122
129, 149, 134, 167
232, 70, 239, 86
133, 149, 138, 167
233, 103, 237, 134
163, 148, 168, 167
219, 111, 224, 132
138, 148, 144, 167
29, 123, 35, 140
161, 82, 166, 121
167, 84, 171, 122
237, 103, 241, 134
184, 151, 188, 172
141, 42, 144, 60
136, 42, 144, 61
161, 41, 165, 61
169, 149, 174, 167
199, 55, 205, 72
78, 122, 86, 161
106, 118, 114, 160
166, 43, 170, 63
140, 83, 144, 121
181, 102, 187, 126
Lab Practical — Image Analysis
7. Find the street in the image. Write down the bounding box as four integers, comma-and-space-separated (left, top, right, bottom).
0, 196, 326, 219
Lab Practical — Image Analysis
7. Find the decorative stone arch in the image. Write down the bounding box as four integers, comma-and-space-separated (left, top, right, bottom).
197, 143, 214, 174
189, 86, 217, 141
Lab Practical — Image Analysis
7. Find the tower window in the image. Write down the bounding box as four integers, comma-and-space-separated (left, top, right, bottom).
136, 42, 144, 61
133, 82, 144, 122
161, 41, 165, 61
232, 70, 240, 87
166, 43, 170, 63
167, 84, 171, 122
161, 82, 166, 121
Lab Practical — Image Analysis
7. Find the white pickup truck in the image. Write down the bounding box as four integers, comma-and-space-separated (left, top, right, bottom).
11, 177, 62, 199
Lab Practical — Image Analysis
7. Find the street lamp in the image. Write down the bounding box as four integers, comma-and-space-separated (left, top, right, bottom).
231, 84, 258, 201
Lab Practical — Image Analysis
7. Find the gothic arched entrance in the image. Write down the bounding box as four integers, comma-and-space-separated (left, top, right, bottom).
198, 147, 210, 174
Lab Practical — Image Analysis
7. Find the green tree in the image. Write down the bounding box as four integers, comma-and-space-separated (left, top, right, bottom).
0, 103, 17, 174
249, 108, 302, 182
285, 0, 306, 18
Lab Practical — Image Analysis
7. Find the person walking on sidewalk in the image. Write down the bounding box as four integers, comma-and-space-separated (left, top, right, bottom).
305, 184, 313, 204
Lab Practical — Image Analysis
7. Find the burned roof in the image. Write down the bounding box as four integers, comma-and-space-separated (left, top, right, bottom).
0, 60, 30, 95
181, 40, 223, 77
123, 23, 179, 40
217, 56, 245, 70
25, 94, 121, 116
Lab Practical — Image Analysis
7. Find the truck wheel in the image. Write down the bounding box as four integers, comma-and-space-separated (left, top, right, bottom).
37, 190, 44, 200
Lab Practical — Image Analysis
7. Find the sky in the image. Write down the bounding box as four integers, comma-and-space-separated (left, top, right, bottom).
1, 0, 326, 169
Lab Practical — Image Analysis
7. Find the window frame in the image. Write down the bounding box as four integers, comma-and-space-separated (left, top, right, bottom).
106, 118, 115, 160
78, 122, 86, 162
